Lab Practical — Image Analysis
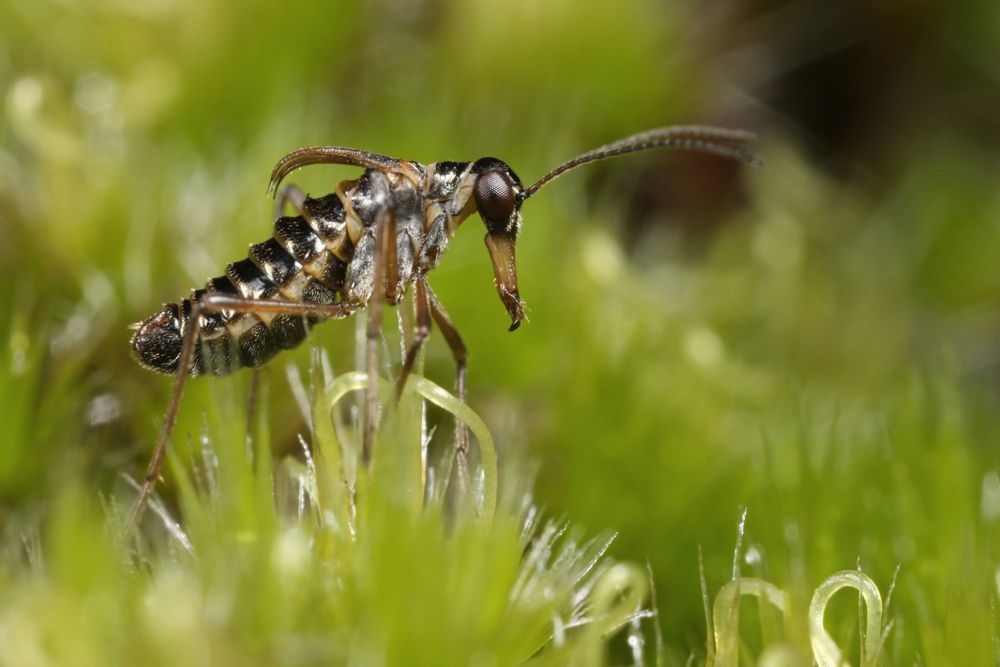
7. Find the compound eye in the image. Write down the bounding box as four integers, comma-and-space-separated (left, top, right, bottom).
474, 171, 516, 225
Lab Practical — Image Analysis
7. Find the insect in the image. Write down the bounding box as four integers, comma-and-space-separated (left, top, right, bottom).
123, 126, 759, 537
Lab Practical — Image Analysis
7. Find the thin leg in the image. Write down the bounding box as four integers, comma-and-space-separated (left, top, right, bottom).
398, 287, 414, 357
197, 295, 362, 317
425, 284, 469, 456
395, 276, 431, 400
383, 210, 399, 305
364, 281, 381, 466
273, 183, 307, 219
121, 293, 364, 542
121, 299, 204, 543
362, 210, 398, 466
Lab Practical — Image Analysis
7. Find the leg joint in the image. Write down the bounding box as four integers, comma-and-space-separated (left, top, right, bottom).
412, 323, 431, 344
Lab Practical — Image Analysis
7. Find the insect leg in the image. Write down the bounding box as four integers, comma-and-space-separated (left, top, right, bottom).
121, 297, 204, 543
383, 210, 399, 304
197, 295, 362, 317
395, 276, 431, 400
424, 283, 469, 457
361, 210, 398, 465
121, 293, 364, 541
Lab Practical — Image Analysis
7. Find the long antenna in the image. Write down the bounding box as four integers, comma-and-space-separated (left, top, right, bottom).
520, 126, 761, 201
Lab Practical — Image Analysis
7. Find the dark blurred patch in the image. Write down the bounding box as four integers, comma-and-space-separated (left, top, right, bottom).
745, 2, 975, 170
587, 153, 751, 254
610, 0, 1000, 247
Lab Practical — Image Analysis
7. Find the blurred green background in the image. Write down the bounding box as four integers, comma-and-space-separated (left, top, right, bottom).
2, 0, 999, 663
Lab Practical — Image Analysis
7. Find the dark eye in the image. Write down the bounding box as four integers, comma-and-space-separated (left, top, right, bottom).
474, 171, 516, 225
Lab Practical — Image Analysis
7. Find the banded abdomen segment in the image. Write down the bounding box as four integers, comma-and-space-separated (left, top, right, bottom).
131, 193, 353, 377
194, 193, 353, 375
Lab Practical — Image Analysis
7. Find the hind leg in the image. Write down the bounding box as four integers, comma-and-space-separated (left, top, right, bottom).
121, 294, 362, 543
354, 209, 400, 466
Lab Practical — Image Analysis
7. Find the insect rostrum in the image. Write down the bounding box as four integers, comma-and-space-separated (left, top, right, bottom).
123, 126, 759, 539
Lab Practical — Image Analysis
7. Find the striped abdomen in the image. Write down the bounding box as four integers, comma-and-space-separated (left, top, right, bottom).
131, 193, 353, 377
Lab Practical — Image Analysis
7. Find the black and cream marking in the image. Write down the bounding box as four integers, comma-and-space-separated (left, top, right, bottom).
133, 191, 351, 376
131, 162, 494, 376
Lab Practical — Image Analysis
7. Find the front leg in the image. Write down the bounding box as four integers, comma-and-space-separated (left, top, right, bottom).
424, 283, 470, 462
351, 209, 400, 466
416, 213, 449, 272
395, 276, 431, 400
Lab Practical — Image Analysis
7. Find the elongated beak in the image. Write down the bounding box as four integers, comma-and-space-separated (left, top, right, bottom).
484, 232, 525, 331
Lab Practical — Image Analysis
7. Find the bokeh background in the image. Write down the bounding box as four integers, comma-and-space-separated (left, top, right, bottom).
2, 0, 999, 662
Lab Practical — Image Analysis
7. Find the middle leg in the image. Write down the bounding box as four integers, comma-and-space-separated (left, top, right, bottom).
361, 209, 399, 466
395, 276, 431, 400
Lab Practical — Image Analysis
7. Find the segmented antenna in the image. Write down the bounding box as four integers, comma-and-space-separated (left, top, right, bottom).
520, 126, 760, 201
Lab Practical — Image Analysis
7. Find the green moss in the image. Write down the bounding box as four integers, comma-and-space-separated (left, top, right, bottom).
2, 0, 1000, 663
